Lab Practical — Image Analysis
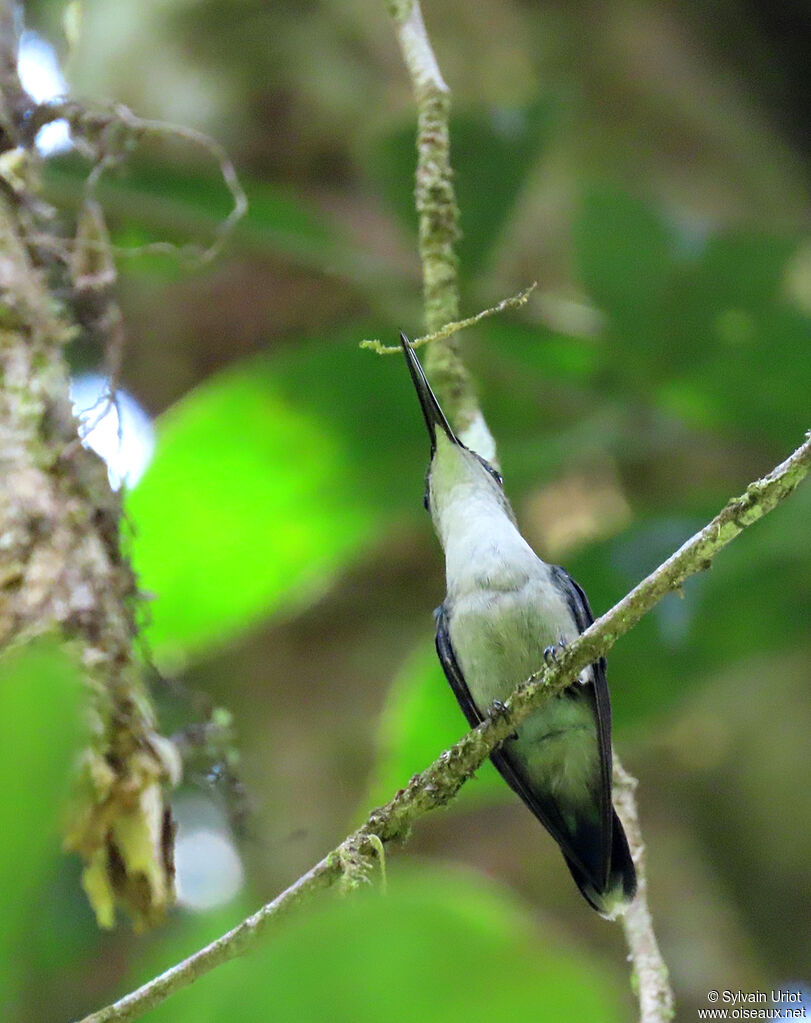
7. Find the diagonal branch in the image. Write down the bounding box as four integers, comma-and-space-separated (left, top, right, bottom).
75, 430, 811, 1023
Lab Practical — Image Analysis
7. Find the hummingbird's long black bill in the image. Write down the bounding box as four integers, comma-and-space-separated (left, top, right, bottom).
400, 333, 458, 453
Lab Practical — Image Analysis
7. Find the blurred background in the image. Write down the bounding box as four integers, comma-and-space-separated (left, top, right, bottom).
5, 0, 810, 1020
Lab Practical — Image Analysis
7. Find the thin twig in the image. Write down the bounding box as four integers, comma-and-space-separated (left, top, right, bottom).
35, 99, 248, 265
75, 431, 811, 1023
360, 283, 536, 353
614, 760, 675, 1023
104, 105, 248, 265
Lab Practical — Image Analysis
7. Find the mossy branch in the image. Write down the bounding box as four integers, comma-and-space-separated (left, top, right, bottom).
387, 0, 487, 449
359, 283, 536, 353
0, 8, 177, 931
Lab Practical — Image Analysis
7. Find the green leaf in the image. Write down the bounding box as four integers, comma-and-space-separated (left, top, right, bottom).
684, 231, 797, 312
0, 641, 83, 1013
452, 101, 556, 273
127, 352, 381, 663
479, 319, 598, 383
266, 331, 439, 513
127, 321, 465, 663
142, 864, 625, 1023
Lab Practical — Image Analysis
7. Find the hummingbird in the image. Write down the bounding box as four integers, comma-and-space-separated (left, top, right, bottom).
401, 333, 636, 917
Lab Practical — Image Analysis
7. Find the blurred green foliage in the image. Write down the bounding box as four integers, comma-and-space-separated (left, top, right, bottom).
135, 866, 625, 1023
45, 155, 347, 276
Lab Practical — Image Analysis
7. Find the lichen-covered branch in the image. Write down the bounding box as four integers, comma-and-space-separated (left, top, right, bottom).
360, 282, 536, 353
387, 0, 491, 456
614, 762, 675, 1023
76, 429, 810, 1023
0, 13, 177, 930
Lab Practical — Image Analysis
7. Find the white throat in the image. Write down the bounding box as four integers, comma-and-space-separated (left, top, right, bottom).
428, 439, 538, 598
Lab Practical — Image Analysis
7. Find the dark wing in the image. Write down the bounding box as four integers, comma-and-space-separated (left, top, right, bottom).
550, 564, 613, 883
434, 603, 485, 731
434, 602, 602, 884
436, 589, 636, 914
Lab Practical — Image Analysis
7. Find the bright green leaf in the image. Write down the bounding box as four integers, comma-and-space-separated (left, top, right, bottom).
0, 641, 83, 1013
127, 357, 380, 663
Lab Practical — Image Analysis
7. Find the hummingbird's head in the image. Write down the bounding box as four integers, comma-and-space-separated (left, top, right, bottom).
399, 333, 515, 544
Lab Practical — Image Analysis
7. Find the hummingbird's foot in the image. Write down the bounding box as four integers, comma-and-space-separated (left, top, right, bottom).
543, 638, 567, 666
488, 700, 518, 741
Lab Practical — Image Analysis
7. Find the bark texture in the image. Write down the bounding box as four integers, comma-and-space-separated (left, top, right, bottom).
0, 27, 177, 930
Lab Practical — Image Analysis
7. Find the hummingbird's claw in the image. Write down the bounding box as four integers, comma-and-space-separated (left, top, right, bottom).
543, 638, 568, 666
489, 700, 518, 740
490, 699, 509, 718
